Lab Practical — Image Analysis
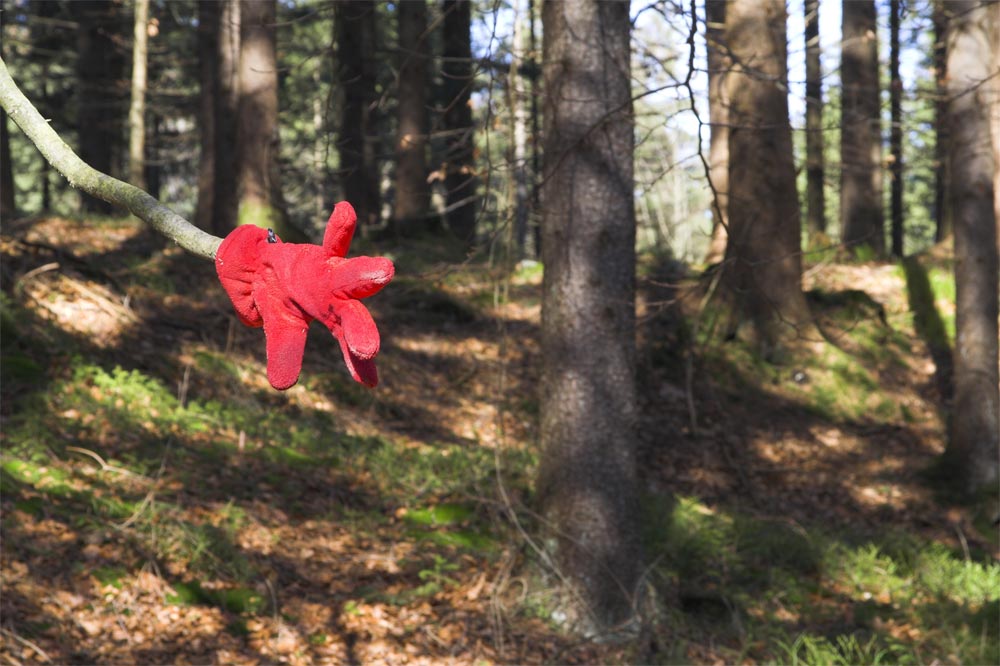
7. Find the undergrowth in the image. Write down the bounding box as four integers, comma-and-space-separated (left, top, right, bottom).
1, 220, 991, 664
641, 495, 999, 665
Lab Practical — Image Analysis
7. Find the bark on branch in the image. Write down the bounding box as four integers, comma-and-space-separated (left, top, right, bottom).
0, 58, 222, 259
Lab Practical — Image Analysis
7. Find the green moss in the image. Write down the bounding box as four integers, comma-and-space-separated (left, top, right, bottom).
238, 201, 306, 242
404, 503, 474, 526
93, 566, 128, 589
238, 200, 282, 231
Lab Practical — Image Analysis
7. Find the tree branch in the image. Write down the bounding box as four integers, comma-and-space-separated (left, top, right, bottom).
0, 57, 222, 259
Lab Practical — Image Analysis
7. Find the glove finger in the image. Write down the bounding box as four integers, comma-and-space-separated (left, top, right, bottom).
329, 256, 395, 300
323, 201, 358, 257
263, 320, 308, 390
328, 318, 380, 387
255, 283, 310, 390
343, 348, 379, 387
343, 299, 381, 359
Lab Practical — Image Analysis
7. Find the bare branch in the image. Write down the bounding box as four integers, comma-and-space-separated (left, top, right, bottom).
0, 58, 222, 259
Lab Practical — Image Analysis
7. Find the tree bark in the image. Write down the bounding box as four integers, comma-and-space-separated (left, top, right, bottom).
537, 0, 641, 635
944, 0, 999, 492
74, 0, 125, 215
1, 104, 12, 217
336, 0, 381, 229
840, 0, 884, 255
0, 59, 221, 258
195, 0, 220, 231
509, 0, 532, 256
889, 0, 903, 257
213, 0, 241, 235
236, 0, 296, 239
442, 0, 478, 245
0, 8, 14, 217
804, 0, 825, 240
991, 0, 1000, 258
723, 0, 814, 353
393, 0, 430, 234
703, 0, 729, 265
128, 0, 149, 191
528, 0, 541, 254
932, 1, 951, 243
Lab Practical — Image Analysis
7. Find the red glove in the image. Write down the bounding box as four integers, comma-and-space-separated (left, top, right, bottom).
215, 202, 394, 390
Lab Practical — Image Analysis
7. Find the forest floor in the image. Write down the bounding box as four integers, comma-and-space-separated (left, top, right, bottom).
1, 216, 997, 665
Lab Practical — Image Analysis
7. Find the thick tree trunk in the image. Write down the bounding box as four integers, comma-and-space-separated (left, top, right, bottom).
889, 0, 903, 257
442, 0, 478, 245
537, 0, 641, 635
195, 0, 219, 231
74, 0, 124, 215
393, 0, 430, 234
213, 0, 240, 235
704, 0, 729, 265
840, 0, 884, 255
236, 0, 296, 239
723, 0, 813, 353
804, 0, 825, 240
944, 0, 999, 492
128, 0, 149, 191
336, 0, 380, 229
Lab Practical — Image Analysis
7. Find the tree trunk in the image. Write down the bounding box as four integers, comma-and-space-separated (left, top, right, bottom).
145, 114, 160, 200
932, 1, 951, 243
312, 67, 325, 221
236, 0, 296, 239
537, 0, 641, 635
442, 0, 478, 245
1, 105, 12, 217
195, 0, 219, 231
40, 62, 50, 210
336, 0, 381, 229
74, 0, 124, 214
991, 0, 1000, 258
128, 0, 149, 191
510, 0, 532, 256
703, 0, 729, 265
0, 8, 14, 217
944, 0, 999, 492
528, 0, 541, 255
213, 0, 240, 235
393, 0, 430, 234
723, 0, 813, 354
804, 0, 825, 241
889, 0, 903, 257
840, 0, 884, 255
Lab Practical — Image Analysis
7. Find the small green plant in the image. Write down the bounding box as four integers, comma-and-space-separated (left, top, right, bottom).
851, 244, 879, 263
166, 580, 264, 614
416, 554, 460, 593
778, 632, 906, 666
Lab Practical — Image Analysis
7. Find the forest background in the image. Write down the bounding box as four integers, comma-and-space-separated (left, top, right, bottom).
0, 0, 998, 664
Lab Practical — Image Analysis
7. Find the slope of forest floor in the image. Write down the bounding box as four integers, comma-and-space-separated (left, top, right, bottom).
1, 216, 997, 665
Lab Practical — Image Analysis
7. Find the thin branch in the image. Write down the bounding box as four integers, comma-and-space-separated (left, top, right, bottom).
0, 58, 222, 259
0, 626, 52, 664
